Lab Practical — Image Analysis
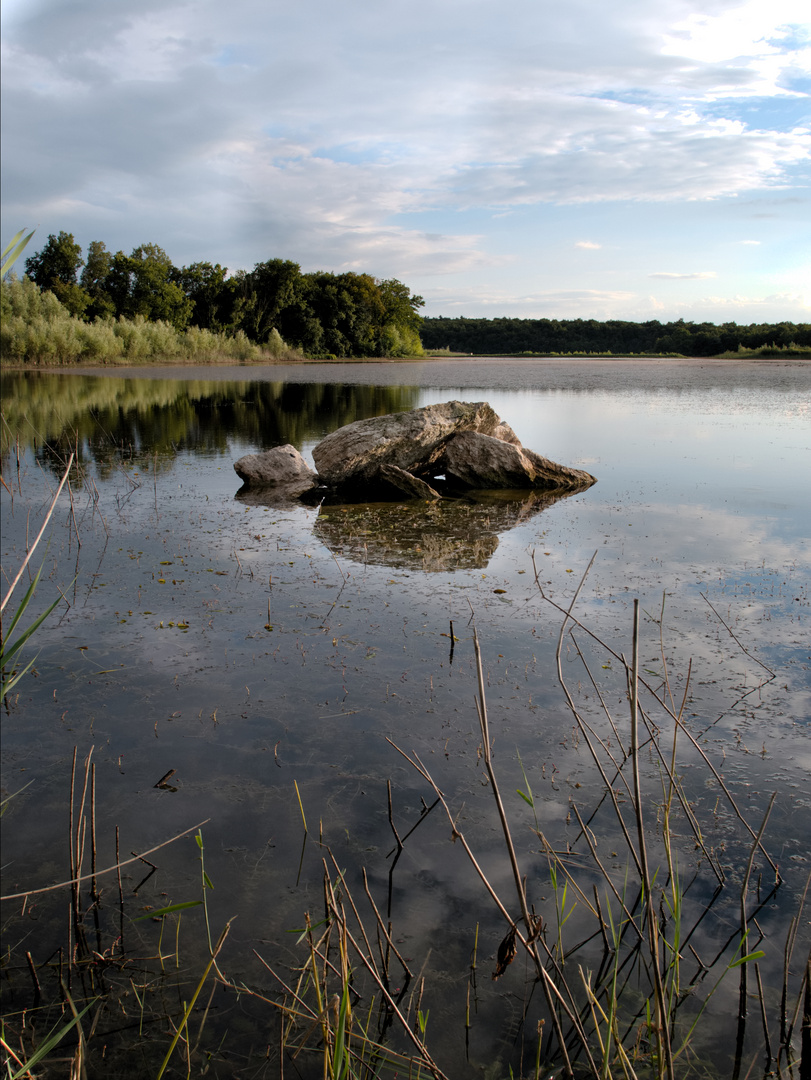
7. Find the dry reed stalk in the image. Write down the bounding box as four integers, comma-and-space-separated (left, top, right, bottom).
25, 950, 42, 1000
534, 555, 781, 881
89, 764, 97, 904
361, 867, 413, 979
535, 837, 599, 921
754, 963, 773, 1062
737, 793, 778, 1037
325, 853, 378, 973
323, 906, 449, 1079
67, 474, 82, 550
115, 825, 124, 950
386, 779, 402, 855
628, 599, 674, 1080
569, 630, 626, 755
251, 949, 321, 1023
385, 733, 597, 1078
568, 803, 643, 940
781, 871, 811, 1048
1, 819, 210, 901
1, 451, 74, 614
543, 561, 647, 885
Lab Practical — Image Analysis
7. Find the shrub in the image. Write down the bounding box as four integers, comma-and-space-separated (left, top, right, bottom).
1, 278, 300, 365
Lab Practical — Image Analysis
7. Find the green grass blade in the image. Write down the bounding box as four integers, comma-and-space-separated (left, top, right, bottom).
156, 920, 232, 1080
1, 228, 35, 280
729, 950, 765, 968
2, 591, 62, 668
2, 565, 45, 641
333, 982, 352, 1080
134, 901, 203, 921
10, 999, 96, 1079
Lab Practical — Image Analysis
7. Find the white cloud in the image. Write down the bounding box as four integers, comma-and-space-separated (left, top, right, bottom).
1, 0, 808, 315
649, 271, 718, 279
423, 286, 638, 318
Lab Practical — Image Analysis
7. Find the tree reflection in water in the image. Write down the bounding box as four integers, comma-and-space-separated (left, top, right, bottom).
1, 370, 419, 476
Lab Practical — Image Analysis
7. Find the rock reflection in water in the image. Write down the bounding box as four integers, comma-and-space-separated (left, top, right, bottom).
317, 490, 578, 571
236, 487, 578, 570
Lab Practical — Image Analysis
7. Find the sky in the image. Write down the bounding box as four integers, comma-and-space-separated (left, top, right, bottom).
1, 0, 809, 324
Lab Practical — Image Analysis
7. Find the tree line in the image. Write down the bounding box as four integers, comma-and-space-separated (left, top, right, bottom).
421, 316, 811, 357
18, 232, 810, 360
21, 231, 425, 358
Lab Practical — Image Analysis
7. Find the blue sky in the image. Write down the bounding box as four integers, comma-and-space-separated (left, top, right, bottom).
1, 0, 808, 322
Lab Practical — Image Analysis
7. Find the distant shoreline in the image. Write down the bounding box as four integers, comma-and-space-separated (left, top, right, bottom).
3, 355, 808, 380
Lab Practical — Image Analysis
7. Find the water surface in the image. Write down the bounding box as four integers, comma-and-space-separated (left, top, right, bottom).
1, 359, 808, 1076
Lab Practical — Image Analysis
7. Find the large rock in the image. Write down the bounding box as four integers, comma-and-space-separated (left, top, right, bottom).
233, 401, 596, 506
233, 445, 319, 497
311, 400, 504, 488
442, 431, 596, 491
310, 399, 595, 496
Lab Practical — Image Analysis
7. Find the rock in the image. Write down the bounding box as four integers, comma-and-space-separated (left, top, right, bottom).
311, 400, 504, 489
491, 420, 522, 447
378, 465, 441, 500
441, 431, 596, 491
233, 445, 319, 497
310, 400, 595, 496
234, 401, 596, 506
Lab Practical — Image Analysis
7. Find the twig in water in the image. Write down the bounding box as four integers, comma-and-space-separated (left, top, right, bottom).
1, 819, 211, 901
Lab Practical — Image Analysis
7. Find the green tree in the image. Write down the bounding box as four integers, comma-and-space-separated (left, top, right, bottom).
25, 231, 83, 287
243, 259, 303, 342
24, 231, 91, 317
296, 271, 382, 356
80, 240, 115, 319
105, 244, 192, 330
171, 261, 229, 330
377, 278, 424, 355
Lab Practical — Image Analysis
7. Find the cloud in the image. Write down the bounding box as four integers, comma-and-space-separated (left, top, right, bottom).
641, 290, 810, 321
740, 239, 762, 244
649, 271, 718, 279
1, 0, 808, 314
423, 286, 638, 318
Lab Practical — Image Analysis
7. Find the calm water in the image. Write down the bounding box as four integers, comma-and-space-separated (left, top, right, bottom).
1, 359, 809, 1077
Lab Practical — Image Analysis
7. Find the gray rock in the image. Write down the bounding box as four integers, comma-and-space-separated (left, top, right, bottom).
233, 445, 319, 497
491, 420, 522, 446
378, 465, 441, 500
311, 400, 503, 488
234, 401, 596, 506
442, 431, 596, 491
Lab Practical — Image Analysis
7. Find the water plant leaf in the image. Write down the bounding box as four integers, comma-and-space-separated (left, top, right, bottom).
9, 998, 97, 1079
728, 949, 765, 968
1, 564, 71, 696
133, 900, 202, 921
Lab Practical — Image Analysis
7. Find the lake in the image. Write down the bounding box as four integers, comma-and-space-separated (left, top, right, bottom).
1, 358, 809, 1078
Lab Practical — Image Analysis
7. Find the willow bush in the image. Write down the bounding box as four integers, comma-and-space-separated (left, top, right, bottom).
0, 276, 298, 364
